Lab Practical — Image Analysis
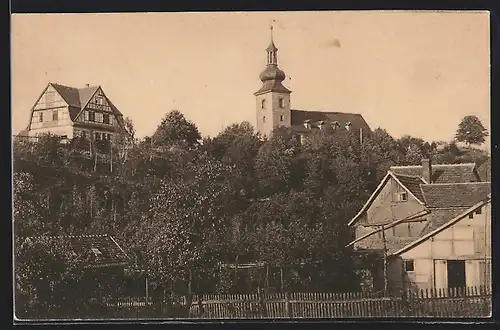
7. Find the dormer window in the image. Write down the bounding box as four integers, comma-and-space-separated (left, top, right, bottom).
304, 120, 311, 129
279, 98, 285, 108
261, 99, 266, 109
345, 122, 352, 131
332, 121, 339, 129
318, 120, 325, 130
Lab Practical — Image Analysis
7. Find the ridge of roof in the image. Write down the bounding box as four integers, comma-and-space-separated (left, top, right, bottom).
390, 163, 476, 168
291, 109, 364, 116
420, 181, 491, 186
28, 234, 110, 239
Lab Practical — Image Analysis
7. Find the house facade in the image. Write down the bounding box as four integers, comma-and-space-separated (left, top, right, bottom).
254, 28, 371, 141
21, 83, 128, 142
348, 159, 491, 293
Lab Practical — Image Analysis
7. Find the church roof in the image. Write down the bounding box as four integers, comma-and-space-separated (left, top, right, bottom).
290, 109, 371, 132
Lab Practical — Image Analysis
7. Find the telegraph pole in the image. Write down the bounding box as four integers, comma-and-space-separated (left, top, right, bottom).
381, 224, 388, 294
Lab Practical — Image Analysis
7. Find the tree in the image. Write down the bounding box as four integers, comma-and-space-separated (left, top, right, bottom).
151, 110, 201, 150
455, 115, 489, 146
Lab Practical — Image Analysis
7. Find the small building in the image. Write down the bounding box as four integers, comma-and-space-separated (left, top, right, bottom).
347, 159, 491, 293
21, 82, 128, 142
21, 234, 131, 300
254, 27, 370, 142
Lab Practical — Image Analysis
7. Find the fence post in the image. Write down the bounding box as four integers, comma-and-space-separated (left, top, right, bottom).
285, 291, 291, 318
197, 296, 204, 318
258, 287, 268, 318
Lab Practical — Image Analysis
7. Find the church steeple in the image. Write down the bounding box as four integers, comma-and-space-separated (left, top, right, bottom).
254, 24, 291, 96
266, 26, 278, 65
254, 24, 292, 137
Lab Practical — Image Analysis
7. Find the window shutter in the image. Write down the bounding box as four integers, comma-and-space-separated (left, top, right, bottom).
465, 260, 480, 288
434, 260, 448, 289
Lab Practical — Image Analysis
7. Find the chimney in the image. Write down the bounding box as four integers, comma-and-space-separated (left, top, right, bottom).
421, 159, 432, 183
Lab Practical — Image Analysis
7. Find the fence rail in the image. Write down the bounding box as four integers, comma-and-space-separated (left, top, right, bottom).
188, 286, 492, 319
19, 285, 492, 320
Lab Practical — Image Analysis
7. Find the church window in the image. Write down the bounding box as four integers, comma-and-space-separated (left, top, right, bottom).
261, 99, 266, 109
279, 98, 285, 108
280, 115, 284, 122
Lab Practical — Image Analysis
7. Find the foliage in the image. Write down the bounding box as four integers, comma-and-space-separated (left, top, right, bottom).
151, 110, 201, 150
455, 115, 489, 146
13, 108, 491, 317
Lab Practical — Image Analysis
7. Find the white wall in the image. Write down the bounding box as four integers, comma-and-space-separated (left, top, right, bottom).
399, 201, 491, 289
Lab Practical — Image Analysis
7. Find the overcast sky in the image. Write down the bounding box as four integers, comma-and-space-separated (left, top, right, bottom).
11, 11, 490, 146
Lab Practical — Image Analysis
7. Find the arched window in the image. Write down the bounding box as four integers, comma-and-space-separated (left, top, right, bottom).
261, 99, 266, 109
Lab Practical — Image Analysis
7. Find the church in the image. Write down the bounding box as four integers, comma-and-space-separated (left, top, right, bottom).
254, 27, 371, 142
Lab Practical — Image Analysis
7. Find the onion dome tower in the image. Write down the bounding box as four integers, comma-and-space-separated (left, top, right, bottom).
254, 25, 292, 137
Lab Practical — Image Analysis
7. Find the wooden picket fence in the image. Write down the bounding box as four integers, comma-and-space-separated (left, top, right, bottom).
188, 286, 492, 318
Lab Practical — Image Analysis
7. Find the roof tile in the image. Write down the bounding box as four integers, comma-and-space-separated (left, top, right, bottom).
390, 163, 478, 183
393, 174, 426, 202
290, 109, 371, 133
420, 182, 491, 208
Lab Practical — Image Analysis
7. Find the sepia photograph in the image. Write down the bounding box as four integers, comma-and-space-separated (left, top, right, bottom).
11, 10, 492, 321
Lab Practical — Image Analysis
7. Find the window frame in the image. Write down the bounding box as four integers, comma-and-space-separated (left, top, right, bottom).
52, 110, 58, 121
279, 98, 285, 108
404, 259, 415, 272
39, 112, 44, 123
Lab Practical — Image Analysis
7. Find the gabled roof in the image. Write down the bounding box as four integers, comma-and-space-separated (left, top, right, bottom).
477, 160, 491, 182
347, 171, 426, 227
30, 83, 123, 122
23, 234, 130, 269
290, 109, 371, 133
389, 163, 477, 184
420, 182, 491, 208
392, 198, 491, 256
393, 174, 426, 202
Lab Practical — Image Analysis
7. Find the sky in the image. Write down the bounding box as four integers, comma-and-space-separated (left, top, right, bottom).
11, 11, 491, 147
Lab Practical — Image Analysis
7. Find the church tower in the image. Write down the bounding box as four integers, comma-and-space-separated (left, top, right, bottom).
254, 26, 292, 137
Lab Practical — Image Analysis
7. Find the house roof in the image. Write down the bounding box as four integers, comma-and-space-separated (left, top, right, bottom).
347, 171, 426, 226
393, 174, 426, 202
392, 198, 491, 256
418, 207, 470, 237
420, 182, 491, 208
290, 109, 371, 133
389, 163, 477, 184
477, 160, 491, 182
46, 83, 123, 120
24, 234, 130, 269
349, 181, 490, 255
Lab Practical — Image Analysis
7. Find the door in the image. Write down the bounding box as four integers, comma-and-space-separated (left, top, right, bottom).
447, 260, 466, 288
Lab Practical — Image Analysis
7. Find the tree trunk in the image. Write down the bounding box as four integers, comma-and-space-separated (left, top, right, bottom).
280, 267, 284, 293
